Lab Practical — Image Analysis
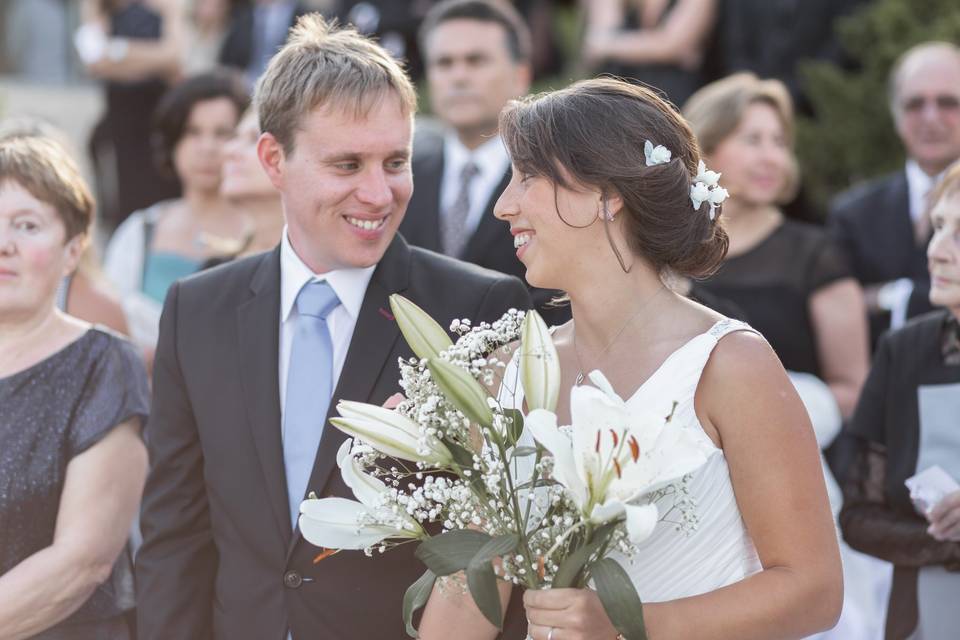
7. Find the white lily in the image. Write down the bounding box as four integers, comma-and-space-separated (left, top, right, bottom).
526, 371, 713, 544
330, 400, 453, 465
299, 440, 425, 549
519, 310, 560, 412
389, 293, 453, 360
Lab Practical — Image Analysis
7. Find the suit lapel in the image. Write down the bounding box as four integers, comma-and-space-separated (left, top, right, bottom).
407, 148, 445, 251
462, 168, 512, 264
887, 171, 916, 272
236, 248, 291, 542
287, 237, 411, 558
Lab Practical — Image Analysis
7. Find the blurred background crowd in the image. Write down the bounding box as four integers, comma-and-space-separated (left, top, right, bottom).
1, 0, 959, 639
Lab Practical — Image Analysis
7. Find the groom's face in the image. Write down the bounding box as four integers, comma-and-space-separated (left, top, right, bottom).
258, 92, 413, 273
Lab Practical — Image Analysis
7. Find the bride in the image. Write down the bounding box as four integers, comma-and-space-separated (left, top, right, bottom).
418, 77, 842, 640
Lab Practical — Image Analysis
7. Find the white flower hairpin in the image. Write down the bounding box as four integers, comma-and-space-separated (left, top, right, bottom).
690, 160, 728, 221
644, 140, 672, 166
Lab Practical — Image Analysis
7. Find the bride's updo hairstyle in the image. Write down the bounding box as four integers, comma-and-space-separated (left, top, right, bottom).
499, 77, 728, 278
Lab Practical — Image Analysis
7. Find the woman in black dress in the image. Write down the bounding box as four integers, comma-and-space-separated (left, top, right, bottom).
683, 72, 869, 417
0, 135, 150, 638
840, 161, 960, 640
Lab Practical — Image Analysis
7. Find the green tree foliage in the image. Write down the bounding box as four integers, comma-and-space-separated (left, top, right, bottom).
796, 0, 960, 209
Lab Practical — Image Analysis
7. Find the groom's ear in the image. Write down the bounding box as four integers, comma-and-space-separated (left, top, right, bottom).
257, 132, 286, 190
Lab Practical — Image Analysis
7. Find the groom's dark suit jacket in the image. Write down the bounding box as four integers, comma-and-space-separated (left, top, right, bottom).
136, 235, 531, 640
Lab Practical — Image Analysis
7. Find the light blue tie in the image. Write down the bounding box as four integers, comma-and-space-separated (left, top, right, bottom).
283, 280, 340, 528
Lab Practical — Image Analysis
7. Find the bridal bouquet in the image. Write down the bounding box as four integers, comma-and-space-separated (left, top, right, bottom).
299, 296, 714, 639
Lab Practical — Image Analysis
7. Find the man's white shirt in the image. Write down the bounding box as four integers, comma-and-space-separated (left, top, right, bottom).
278, 227, 375, 437
905, 159, 941, 223
440, 132, 511, 241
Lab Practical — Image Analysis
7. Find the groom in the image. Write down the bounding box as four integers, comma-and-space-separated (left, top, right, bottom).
136, 13, 531, 640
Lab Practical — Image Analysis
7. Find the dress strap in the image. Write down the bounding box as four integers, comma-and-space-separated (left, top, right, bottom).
706, 317, 760, 342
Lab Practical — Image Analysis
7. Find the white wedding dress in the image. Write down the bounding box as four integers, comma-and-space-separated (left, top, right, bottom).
500, 318, 763, 601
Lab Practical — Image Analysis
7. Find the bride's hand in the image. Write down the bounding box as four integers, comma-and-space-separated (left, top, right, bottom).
524, 588, 620, 640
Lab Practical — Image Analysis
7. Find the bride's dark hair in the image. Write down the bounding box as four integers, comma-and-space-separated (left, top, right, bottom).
499, 77, 728, 279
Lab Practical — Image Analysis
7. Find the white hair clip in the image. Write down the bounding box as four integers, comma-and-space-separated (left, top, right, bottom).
690, 160, 728, 221
644, 140, 672, 166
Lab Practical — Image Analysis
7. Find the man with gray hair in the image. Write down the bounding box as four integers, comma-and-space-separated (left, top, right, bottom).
136, 13, 530, 640
829, 42, 960, 347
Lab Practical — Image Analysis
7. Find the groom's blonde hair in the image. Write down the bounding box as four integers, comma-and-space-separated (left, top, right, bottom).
254, 13, 418, 156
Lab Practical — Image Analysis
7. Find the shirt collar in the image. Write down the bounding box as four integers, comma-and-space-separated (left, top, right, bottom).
905, 159, 942, 220
279, 227, 375, 323
443, 132, 510, 178
942, 312, 960, 366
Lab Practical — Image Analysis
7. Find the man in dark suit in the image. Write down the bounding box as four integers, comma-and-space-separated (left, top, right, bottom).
400, 0, 569, 326
829, 42, 960, 347
136, 13, 531, 640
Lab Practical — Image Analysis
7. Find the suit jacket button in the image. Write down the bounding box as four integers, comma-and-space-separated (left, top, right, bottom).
283, 570, 303, 589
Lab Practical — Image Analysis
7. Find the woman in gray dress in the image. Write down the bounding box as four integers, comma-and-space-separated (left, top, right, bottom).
0, 134, 150, 638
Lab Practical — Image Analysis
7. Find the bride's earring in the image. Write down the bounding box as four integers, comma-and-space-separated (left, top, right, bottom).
599, 200, 615, 221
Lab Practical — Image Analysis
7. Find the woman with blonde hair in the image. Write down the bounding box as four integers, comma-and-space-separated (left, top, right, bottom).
683, 72, 869, 418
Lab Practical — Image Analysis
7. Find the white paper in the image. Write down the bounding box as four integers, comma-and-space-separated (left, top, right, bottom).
905, 465, 960, 516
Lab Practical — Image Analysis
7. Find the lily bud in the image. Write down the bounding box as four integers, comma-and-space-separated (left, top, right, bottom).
519, 310, 560, 412
389, 294, 454, 360
331, 400, 452, 465
427, 358, 494, 429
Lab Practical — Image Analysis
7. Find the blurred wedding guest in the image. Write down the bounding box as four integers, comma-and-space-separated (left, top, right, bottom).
840, 160, 960, 640
219, 0, 310, 88
217, 108, 284, 256
182, 0, 236, 75
0, 120, 129, 336
78, 0, 186, 230
400, 0, 567, 323
4, 0, 71, 83
715, 0, 867, 115
104, 70, 249, 360
0, 135, 150, 639
685, 72, 869, 417
582, 0, 718, 108
829, 42, 960, 348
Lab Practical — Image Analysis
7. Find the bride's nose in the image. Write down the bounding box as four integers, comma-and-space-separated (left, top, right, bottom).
494, 181, 520, 220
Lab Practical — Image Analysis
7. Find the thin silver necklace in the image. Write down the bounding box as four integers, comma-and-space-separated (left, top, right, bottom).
573, 284, 666, 386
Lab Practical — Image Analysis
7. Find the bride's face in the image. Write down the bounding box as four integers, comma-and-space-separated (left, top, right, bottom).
494, 166, 611, 289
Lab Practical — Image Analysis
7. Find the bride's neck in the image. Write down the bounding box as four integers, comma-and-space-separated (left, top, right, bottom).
566, 263, 665, 352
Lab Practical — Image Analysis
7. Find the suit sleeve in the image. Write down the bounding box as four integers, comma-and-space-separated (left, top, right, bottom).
477, 276, 533, 322
136, 281, 217, 639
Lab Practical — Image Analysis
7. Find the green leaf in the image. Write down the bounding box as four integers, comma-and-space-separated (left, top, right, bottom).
591, 558, 648, 640
502, 409, 525, 447
428, 358, 494, 428
390, 294, 453, 360
466, 534, 520, 630
402, 568, 436, 638
415, 529, 491, 576
511, 446, 539, 458
551, 522, 619, 588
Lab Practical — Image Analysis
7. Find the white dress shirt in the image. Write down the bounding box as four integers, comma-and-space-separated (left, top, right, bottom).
278, 228, 375, 433
440, 133, 511, 239
905, 159, 941, 223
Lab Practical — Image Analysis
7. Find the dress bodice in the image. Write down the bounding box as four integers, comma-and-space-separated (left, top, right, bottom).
500, 318, 763, 601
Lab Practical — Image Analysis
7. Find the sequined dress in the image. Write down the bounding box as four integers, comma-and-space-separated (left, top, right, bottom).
0, 328, 149, 639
